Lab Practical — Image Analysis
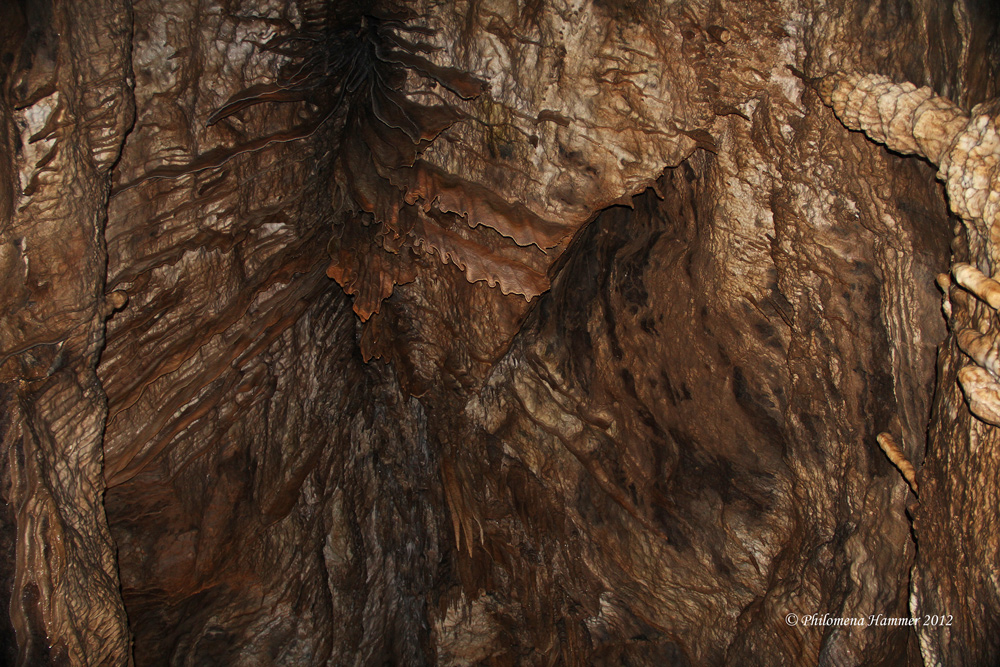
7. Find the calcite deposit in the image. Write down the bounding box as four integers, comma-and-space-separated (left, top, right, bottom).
821, 69, 1000, 665
1, 0, 999, 665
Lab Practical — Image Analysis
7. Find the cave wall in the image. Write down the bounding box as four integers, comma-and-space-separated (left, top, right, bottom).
1, 0, 999, 665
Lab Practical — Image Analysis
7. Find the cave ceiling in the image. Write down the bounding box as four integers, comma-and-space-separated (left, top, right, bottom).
2, 0, 1000, 665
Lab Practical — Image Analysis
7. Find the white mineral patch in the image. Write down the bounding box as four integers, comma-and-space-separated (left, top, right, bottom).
16, 94, 59, 196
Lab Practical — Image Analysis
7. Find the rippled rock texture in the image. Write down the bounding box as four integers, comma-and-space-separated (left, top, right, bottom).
1, 0, 999, 664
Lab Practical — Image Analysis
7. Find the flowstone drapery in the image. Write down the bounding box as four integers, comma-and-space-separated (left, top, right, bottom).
822, 69, 1000, 666
3, 1, 1000, 665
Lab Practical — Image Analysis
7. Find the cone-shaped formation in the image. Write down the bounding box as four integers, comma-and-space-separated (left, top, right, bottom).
820, 71, 969, 164
821, 71, 1000, 241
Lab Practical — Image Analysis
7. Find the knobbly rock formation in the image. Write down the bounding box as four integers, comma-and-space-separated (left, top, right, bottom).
1, 0, 999, 665
820, 69, 1000, 665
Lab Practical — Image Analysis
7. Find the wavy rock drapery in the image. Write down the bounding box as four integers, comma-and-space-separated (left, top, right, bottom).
1, 0, 1000, 665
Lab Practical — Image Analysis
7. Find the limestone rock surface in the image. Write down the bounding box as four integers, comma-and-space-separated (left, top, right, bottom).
1, 0, 999, 665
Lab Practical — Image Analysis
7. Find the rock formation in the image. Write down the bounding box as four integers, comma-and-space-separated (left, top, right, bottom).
1, 0, 999, 664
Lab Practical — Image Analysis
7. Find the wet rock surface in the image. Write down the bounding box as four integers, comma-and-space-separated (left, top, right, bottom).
0, 0, 999, 665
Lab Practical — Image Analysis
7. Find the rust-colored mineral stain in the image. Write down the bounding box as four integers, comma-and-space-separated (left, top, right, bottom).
2, 0, 1000, 665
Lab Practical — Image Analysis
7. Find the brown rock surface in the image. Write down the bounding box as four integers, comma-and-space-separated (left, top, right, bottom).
1, 0, 999, 665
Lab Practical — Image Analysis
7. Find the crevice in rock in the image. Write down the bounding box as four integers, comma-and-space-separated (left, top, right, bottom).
2, 0, 1000, 665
